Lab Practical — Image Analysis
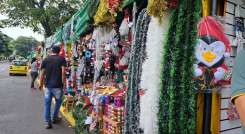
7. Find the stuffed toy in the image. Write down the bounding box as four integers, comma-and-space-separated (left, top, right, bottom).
194, 16, 231, 84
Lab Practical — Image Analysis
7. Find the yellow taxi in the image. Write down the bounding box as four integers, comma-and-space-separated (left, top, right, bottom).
9, 60, 28, 76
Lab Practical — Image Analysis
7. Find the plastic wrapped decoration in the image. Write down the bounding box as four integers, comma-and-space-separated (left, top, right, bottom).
94, 0, 115, 25
147, 0, 178, 18
92, 27, 117, 87
119, 9, 130, 36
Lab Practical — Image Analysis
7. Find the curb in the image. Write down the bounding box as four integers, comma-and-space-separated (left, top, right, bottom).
60, 105, 76, 127
50, 98, 75, 127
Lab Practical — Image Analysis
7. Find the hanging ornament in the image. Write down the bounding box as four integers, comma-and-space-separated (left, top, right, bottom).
85, 50, 92, 58
119, 9, 130, 36
194, 16, 231, 84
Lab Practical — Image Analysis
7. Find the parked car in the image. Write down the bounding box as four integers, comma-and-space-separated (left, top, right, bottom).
9, 60, 28, 76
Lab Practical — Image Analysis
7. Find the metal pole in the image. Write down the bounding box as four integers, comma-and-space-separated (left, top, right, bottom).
211, 0, 217, 16
202, 92, 212, 134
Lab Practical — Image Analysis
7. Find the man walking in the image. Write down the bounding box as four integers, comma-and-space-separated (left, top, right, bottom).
39, 46, 66, 129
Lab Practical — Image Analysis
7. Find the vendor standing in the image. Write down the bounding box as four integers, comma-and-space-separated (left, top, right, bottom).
231, 50, 245, 133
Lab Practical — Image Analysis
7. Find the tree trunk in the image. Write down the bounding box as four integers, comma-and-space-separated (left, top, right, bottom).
40, 19, 53, 37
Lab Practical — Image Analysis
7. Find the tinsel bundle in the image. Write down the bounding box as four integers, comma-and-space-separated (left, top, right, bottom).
147, 0, 178, 18
107, 0, 123, 16
158, 0, 201, 133
139, 15, 170, 134
123, 9, 151, 134
94, 0, 115, 25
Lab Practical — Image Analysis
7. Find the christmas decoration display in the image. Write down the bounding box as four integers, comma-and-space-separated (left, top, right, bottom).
139, 15, 170, 134
158, 0, 201, 133
42, 0, 235, 133
123, 8, 150, 134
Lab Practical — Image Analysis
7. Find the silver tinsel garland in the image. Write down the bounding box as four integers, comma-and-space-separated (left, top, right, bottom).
123, 9, 151, 134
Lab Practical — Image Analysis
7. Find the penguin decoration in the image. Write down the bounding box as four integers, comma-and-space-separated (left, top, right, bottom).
194, 16, 231, 134
194, 16, 231, 86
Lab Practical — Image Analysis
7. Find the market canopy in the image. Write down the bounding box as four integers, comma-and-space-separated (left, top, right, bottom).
46, 0, 136, 43
53, 27, 63, 44
72, 0, 99, 41
45, 35, 54, 48
62, 19, 72, 42
122, 0, 135, 8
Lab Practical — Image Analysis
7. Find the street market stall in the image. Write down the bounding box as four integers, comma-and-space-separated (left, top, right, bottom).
42, 0, 242, 134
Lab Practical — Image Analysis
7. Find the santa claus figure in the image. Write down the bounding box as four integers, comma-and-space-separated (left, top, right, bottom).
194, 16, 231, 84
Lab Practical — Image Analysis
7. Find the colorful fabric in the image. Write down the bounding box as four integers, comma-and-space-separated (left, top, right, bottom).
123, 9, 150, 134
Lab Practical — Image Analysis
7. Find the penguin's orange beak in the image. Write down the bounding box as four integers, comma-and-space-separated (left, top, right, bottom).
202, 50, 217, 62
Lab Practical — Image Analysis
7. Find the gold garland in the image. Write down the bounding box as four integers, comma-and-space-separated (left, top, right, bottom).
147, 0, 169, 18
93, 0, 115, 25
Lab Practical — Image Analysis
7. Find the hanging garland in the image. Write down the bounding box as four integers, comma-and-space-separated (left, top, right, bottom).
158, 0, 201, 133
147, 0, 178, 18
139, 15, 170, 134
123, 9, 151, 134
108, 0, 124, 16
94, 0, 115, 25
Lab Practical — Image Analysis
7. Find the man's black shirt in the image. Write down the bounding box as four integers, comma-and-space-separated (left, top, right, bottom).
41, 55, 66, 88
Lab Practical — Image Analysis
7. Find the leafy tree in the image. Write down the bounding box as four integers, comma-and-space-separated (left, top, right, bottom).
0, 31, 13, 56
11, 36, 38, 58
0, 0, 83, 37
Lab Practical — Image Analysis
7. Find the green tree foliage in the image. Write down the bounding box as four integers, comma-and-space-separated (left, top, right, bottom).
11, 36, 38, 58
0, 31, 13, 56
0, 0, 83, 37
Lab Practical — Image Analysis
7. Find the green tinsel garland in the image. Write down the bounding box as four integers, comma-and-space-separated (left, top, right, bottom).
123, 9, 151, 134
158, 8, 178, 134
158, 0, 201, 133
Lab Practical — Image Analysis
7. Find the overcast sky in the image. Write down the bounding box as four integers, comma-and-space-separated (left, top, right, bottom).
0, 14, 44, 41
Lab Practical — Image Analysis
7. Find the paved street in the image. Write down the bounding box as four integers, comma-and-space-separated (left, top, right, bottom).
0, 63, 74, 134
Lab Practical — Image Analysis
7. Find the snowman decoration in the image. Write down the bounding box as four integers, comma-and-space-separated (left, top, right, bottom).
194, 16, 231, 85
